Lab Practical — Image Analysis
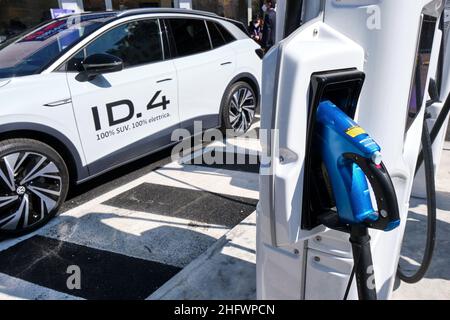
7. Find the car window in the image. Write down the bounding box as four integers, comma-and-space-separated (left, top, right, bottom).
0, 14, 114, 79
168, 18, 211, 57
206, 21, 226, 48
215, 22, 236, 44
67, 19, 163, 71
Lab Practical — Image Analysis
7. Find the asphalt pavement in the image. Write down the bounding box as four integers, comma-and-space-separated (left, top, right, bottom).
0, 124, 260, 300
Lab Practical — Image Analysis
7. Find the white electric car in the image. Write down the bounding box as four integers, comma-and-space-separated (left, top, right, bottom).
0, 9, 262, 234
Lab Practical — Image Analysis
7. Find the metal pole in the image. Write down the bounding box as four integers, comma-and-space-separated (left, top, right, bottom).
248, 0, 253, 24
105, 0, 113, 11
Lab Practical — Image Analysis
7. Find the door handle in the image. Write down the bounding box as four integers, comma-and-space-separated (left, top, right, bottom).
220, 62, 232, 66
157, 78, 172, 83
43, 98, 72, 107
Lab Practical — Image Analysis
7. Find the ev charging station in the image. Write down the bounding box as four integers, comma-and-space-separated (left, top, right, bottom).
257, 0, 449, 300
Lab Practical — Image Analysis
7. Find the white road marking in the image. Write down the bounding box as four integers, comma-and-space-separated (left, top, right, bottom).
0, 273, 82, 300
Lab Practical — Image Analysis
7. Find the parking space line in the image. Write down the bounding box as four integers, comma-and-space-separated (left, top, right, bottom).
0, 273, 83, 300
36, 204, 228, 267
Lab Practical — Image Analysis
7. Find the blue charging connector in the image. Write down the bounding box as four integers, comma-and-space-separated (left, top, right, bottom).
316, 100, 400, 231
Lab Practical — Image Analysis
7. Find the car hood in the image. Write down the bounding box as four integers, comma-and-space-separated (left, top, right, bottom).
0, 79, 11, 88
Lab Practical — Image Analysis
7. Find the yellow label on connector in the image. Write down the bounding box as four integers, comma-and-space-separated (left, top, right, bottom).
346, 126, 366, 138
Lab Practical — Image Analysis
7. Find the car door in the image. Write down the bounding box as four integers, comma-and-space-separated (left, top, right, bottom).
165, 18, 235, 131
65, 18, 179, 173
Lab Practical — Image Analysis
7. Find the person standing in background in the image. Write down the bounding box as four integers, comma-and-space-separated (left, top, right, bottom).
262, 0, 276, 51
249, 17, 262, 44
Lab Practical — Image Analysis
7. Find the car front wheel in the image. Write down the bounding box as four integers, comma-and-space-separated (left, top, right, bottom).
0, 138, 69, 235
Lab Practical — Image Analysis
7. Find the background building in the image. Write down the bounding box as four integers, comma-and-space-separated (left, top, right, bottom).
0, 0, 264, 43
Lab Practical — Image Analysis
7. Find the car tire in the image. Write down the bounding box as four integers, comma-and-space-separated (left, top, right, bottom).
221, 81, 257, 136
0, 138, 69, 236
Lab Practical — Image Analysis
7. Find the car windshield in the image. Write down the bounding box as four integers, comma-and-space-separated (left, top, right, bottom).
0, 13, 116, 79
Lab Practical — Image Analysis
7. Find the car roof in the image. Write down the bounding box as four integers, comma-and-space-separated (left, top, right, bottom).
117, 8, 221, 19
72, 8, 229, 23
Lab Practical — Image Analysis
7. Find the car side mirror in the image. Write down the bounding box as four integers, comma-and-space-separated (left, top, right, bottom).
81, 53, 123, 78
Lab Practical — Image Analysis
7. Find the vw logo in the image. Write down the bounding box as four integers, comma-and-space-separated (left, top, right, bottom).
16, 186, 26, 195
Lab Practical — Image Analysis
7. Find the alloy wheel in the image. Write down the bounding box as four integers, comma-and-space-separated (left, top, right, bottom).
0, 151, 62, 231
228, 87, 256, 134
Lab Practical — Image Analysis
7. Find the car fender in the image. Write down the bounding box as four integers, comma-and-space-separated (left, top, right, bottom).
0, 119, 89, 182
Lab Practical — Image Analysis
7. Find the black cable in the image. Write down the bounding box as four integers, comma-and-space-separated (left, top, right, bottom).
416, 80, 450, 173
429, 93, 450, 148
343, 255, 357, 300
397, 120, 437, 283
343, 239, 362, 300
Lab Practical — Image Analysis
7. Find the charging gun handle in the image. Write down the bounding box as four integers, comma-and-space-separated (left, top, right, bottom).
344, 153, 400, 231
